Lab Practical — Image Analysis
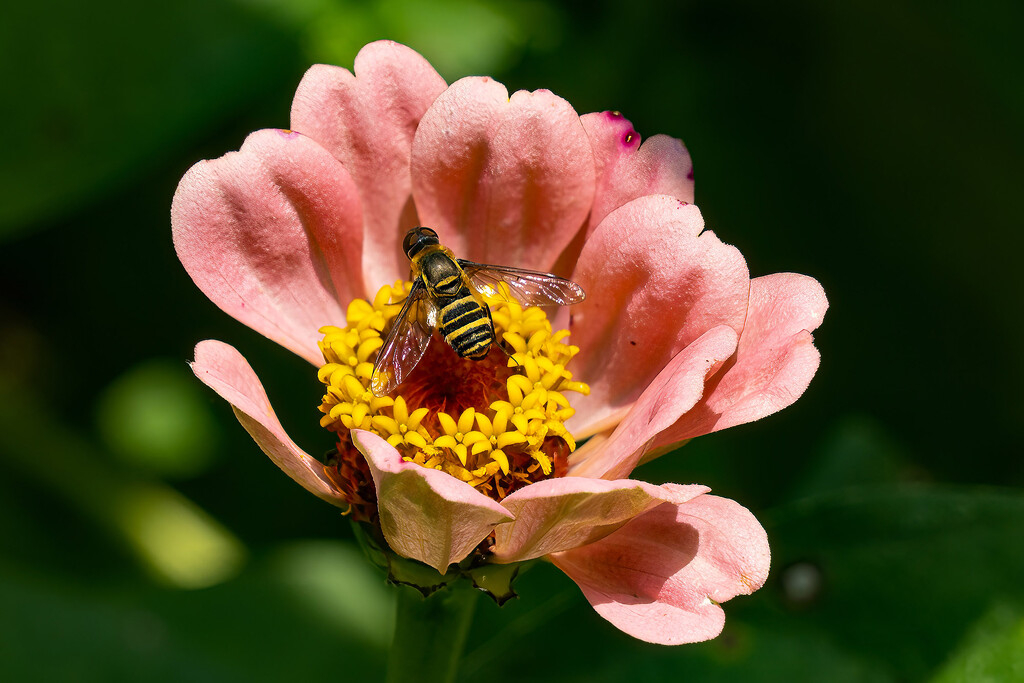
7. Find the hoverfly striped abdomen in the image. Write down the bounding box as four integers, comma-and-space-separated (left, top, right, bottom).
419, 250, 494, 360
438, 293, 493, 360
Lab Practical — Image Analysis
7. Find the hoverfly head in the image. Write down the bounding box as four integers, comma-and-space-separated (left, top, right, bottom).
403, 226, 440, 259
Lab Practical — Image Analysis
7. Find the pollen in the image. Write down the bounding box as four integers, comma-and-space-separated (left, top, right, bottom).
317, 282, 589, 516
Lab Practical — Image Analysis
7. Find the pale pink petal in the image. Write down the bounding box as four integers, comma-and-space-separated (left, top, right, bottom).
411, 77, 595, 272
569, 325, 738, 480
189, 340, 346, 507
567, 196, 749, 436
582, 110, 695, 234
350, 430, 513, 574
492, 478, 707, 563
656, 273, 828, 445
172, 129, 363, 365
551, 492, 770, 645
550, 113, 696, 279
291, 41, 448, 289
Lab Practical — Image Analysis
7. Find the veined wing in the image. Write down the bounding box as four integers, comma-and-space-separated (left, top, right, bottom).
371, 280, 436, 396
458, 261, 585, 307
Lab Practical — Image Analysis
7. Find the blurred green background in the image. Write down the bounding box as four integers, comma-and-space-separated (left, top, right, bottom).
2, 0, 1022, 680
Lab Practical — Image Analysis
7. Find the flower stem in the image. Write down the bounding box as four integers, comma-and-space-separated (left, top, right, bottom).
386, 584, 479, 683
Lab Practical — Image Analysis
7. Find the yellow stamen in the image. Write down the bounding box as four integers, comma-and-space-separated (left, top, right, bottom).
317, 282, 590, 506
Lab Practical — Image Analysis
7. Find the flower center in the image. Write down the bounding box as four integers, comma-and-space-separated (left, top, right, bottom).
316, 281, 589, 521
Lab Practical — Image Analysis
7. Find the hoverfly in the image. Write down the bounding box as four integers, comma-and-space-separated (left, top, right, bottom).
370, 227, 586, 396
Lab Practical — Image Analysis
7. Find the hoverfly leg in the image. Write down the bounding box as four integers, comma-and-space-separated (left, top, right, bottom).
484, 304, 521, 367
500, 342, 521, 367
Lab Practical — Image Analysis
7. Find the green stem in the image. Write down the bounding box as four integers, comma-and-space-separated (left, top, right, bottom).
386, 584, 478, 683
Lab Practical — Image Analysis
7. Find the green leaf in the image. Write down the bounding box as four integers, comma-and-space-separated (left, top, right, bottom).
385, 553, 455, 597
747, 486, 1024, 681
240, 0, 563, 82
0, 0, 296, 239
95, 359, 222, 478
465, 561, 522, 606
0, 383, 244, 589
790, 415, 911, 498
930, 601, 1024, 683
0, 541, 391, 682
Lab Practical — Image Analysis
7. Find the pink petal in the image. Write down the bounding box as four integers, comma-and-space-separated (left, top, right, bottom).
569, 324, 739, 480
190, 339, 347, 507
655, 273, 828, 445
172, 129, 363, 365
291, 41, 448, 289
582, 110, 695, 235
549, 113, 696, 279
551, 492, 770, 645
411, 77, 595, 272
567, 196, 749, 437
492, 478, 707, 563
350, 430, 513, 574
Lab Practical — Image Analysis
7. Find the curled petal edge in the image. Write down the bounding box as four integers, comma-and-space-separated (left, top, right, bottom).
567, 197, 748, 438
580, 110, 695, 236
551, 492, 770, 645
492, 478, 708, 563
190, 339, 347, 507
171, 129, 362, 366
569, 323, 739, 480
351, 430, 513, 574
655, 272, 828, 446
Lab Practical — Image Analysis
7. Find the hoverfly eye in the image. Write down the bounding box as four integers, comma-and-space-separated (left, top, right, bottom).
403, 227, 439, 258
402, 229, 419, 255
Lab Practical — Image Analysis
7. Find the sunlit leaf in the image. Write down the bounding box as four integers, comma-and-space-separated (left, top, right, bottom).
115, 483, 246, 589
930, 601, 1024, 683
1, 385, 243, 589
238, 0, 562, 81
0, 541, 389, 681
268, 540, 394, 649
96, 359, 221, 478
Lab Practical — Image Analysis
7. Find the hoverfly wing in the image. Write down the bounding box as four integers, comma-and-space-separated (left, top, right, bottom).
370, 281, 436, 396
458, 261, 585, 307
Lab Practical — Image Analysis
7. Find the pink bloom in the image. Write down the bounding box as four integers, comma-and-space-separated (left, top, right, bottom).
172, 41, 826, 645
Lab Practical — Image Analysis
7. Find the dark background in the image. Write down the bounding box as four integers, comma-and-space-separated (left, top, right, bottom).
2, 0, 1022, 680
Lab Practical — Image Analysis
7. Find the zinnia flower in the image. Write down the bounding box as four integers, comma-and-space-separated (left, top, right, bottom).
171, 41, 826, 645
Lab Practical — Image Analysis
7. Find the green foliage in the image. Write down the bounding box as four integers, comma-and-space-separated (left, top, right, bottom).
931, 602, 1024, 683
240, 0, 561, 80
0, 0, 297, 239
96, 359, 221, 478
0, 542, 391, 682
